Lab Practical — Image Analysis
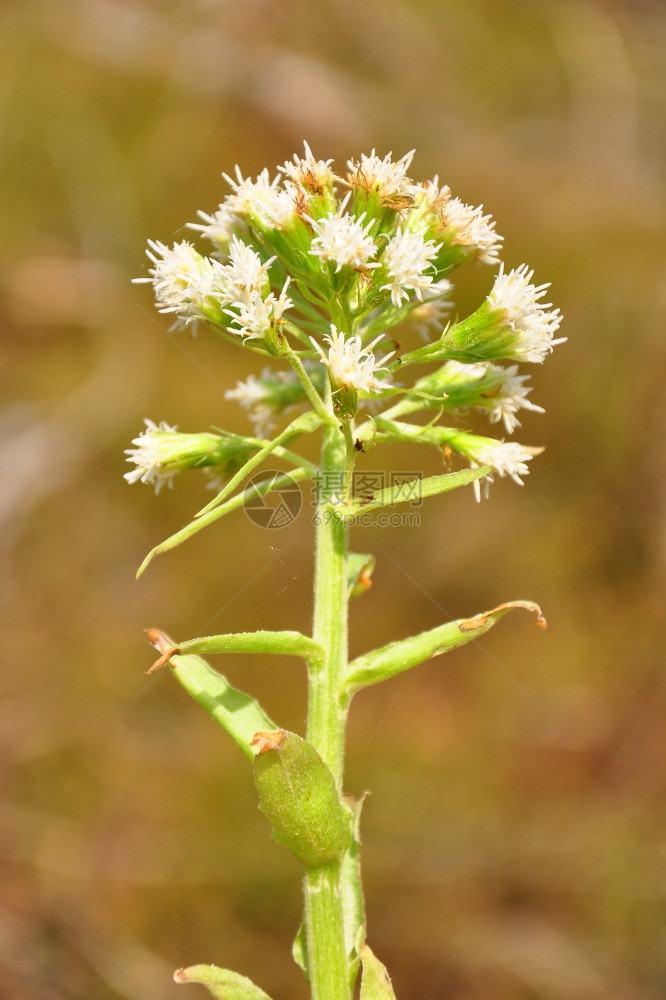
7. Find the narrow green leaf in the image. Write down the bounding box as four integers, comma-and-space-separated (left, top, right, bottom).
178, 631, 325, 669
252, 730, 353, 868
291, 922, 309, 979
354, 466, 490, 515
173, 964, 273, 1000
146, 631, 276, 760
347, 553, 375, 600
341, 795, 367, 993
343, 601, 546, 695
136, 467, 313, 577
359, 945, 397, 1000
196, 412, 320, 518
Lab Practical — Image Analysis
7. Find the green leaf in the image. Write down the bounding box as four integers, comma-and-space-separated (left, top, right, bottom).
146, 631, 276, 760
196, 412, 320, 518
136, 467, 313, 577
252, 730, 353, 868
359, 945, 397, 1000
341, 795, 367, 992
353, 466, 490, 515
178, 631, 325, 669
291, 922, 309, 979
347, 553, 375, 600
343, 601, 546, 695
173, 965, 273, 1000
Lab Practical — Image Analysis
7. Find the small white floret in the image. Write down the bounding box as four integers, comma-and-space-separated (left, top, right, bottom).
133, 240, 229, 329
443, 198, 503, 264
124, 419, 179, 493
407, 176, 452, 212
308, 195, 379, 272
381, 228, 442, 307
483, 364, 545, 433
347, 149, 415, 199
469, 439, 535, 501
221, 166, 296, 229
488, 264, 565, 362
225, 279, 293, 340
224, 236, 275, 302
188, 203, 238, 248
278, 141, 335, 192
411, 278, 453, 338
312, 325, 394, 394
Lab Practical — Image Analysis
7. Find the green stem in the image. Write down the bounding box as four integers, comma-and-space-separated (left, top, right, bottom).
304, 865, 349, 1000
286, 348, 331, 423
309, 421, 349, 783
304, 418, 352, 1000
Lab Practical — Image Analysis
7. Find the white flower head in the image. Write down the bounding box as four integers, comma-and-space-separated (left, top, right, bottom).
312, 325, 394, 394
488, 264, 565, 362
225, 367, 307, 434
224, 236, 275, 302
225, 373, 276, 434
381, 227, 442, 307
133, 240, 228, 329
225, 279, 293, 341
411, 277, 453, 338
278, 141, 335, 194
347, 149, 415, 200
483, 364, 545, 433
308, 194, 379, 272
443, 197, 503, 264
188, 203, 239, 249
467, 439, 536, 502
438, 361, 545, 434
220, 165, 297, 229
124, 419, 181, 493
407, 176, 452, 213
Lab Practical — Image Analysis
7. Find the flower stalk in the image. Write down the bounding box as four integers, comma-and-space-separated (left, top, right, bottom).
129, 144, 563, 1000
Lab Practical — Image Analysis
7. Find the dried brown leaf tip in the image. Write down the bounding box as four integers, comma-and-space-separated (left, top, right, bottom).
144, 627, 180, 673
250, 729, 287, 754
460, 600, 547, 632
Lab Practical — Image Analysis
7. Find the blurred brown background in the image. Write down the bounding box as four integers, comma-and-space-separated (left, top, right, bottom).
2, 0, 665, 997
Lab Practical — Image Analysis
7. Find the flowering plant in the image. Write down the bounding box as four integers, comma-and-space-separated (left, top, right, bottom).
128, 145, 562, 1000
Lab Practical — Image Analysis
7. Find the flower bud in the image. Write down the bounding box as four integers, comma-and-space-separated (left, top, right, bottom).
124, 422, 257, 493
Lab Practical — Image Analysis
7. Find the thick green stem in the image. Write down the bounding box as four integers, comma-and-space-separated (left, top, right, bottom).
304, 419, 352, 1000
308, 421, 350, 783
303, 865, 349, 1000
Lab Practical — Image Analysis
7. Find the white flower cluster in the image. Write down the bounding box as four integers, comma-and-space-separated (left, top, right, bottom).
381, 227, 442, 306
308, 195, 378, 273
469, 440, 536, 502
124, 419, 181, 493
134, 235, 291, 340
442, 198, 502, 265
130, 145, 563, 502
347, 149, 415, 200
133, 241, 227, 329
439, 361, 545, 434
312, 326, 394, 395
488, 263, 564, 362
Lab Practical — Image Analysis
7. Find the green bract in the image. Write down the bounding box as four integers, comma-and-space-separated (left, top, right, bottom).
252, 730, 353, 868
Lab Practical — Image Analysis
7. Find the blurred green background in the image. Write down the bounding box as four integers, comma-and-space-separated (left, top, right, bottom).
2, 0, 665, 997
